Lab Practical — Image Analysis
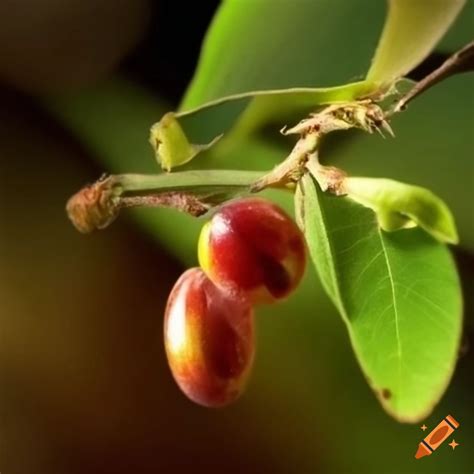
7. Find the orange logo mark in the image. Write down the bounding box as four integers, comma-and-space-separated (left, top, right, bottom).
415, 415, 459, 459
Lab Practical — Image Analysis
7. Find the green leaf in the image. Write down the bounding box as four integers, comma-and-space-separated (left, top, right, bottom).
179, 0, 389, 142
182, 0, 387, 108
149, 112, 222, 171
366, 0, 466, 84
296, 174, 462, 421
180, 0, 466, 142
344, 177, 459, 244
175, 0, 467, 159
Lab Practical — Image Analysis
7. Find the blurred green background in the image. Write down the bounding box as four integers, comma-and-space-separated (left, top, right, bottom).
0, 1, 472, 473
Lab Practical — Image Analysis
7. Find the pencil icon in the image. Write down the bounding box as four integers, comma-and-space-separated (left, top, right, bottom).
415, 415, 459, 459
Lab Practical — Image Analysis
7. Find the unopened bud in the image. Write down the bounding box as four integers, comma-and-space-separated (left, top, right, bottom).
66, 177, 119, 233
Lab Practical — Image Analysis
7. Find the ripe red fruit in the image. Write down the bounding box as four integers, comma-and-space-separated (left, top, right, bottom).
198, 198, 306, 303
164, 268, 255, 407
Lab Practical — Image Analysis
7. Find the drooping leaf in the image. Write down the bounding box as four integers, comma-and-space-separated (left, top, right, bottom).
344, 177, 458, 244
366, 0, 466, 84
296, 173, 462, 421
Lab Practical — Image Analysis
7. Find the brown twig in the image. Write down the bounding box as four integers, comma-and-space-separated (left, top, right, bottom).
119, 192, 210, 217
391, 41, 474, 115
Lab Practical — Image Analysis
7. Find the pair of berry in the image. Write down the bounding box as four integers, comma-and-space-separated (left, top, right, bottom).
164, 198, 307, 407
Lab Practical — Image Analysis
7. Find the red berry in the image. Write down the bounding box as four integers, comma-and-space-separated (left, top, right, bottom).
164, 268, 255, 407
198, 198, 306, 303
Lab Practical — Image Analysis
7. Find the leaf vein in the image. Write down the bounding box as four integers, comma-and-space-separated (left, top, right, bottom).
378, 228, 402, 412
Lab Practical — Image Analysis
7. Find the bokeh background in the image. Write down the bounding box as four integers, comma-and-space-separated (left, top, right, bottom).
0, 1, 472, 473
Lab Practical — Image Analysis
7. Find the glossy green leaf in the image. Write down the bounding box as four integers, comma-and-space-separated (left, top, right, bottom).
296, 174, 462, 421
345, 177, 458, 244
182, 0, 387, 108
367, 0, 466, 84
180, 0, 388, 142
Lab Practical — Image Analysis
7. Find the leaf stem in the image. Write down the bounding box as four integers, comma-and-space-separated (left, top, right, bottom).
114, 170, 264, 194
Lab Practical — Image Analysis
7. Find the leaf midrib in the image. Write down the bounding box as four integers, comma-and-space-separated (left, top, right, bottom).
377, 227, 402, 412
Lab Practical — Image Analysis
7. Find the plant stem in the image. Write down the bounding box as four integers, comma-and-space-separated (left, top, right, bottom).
391, 41, 474, 114
306, 153, 347, 195
114, 170, 264, 194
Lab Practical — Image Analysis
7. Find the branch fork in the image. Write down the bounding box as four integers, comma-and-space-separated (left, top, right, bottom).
251, 100, 392, 193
